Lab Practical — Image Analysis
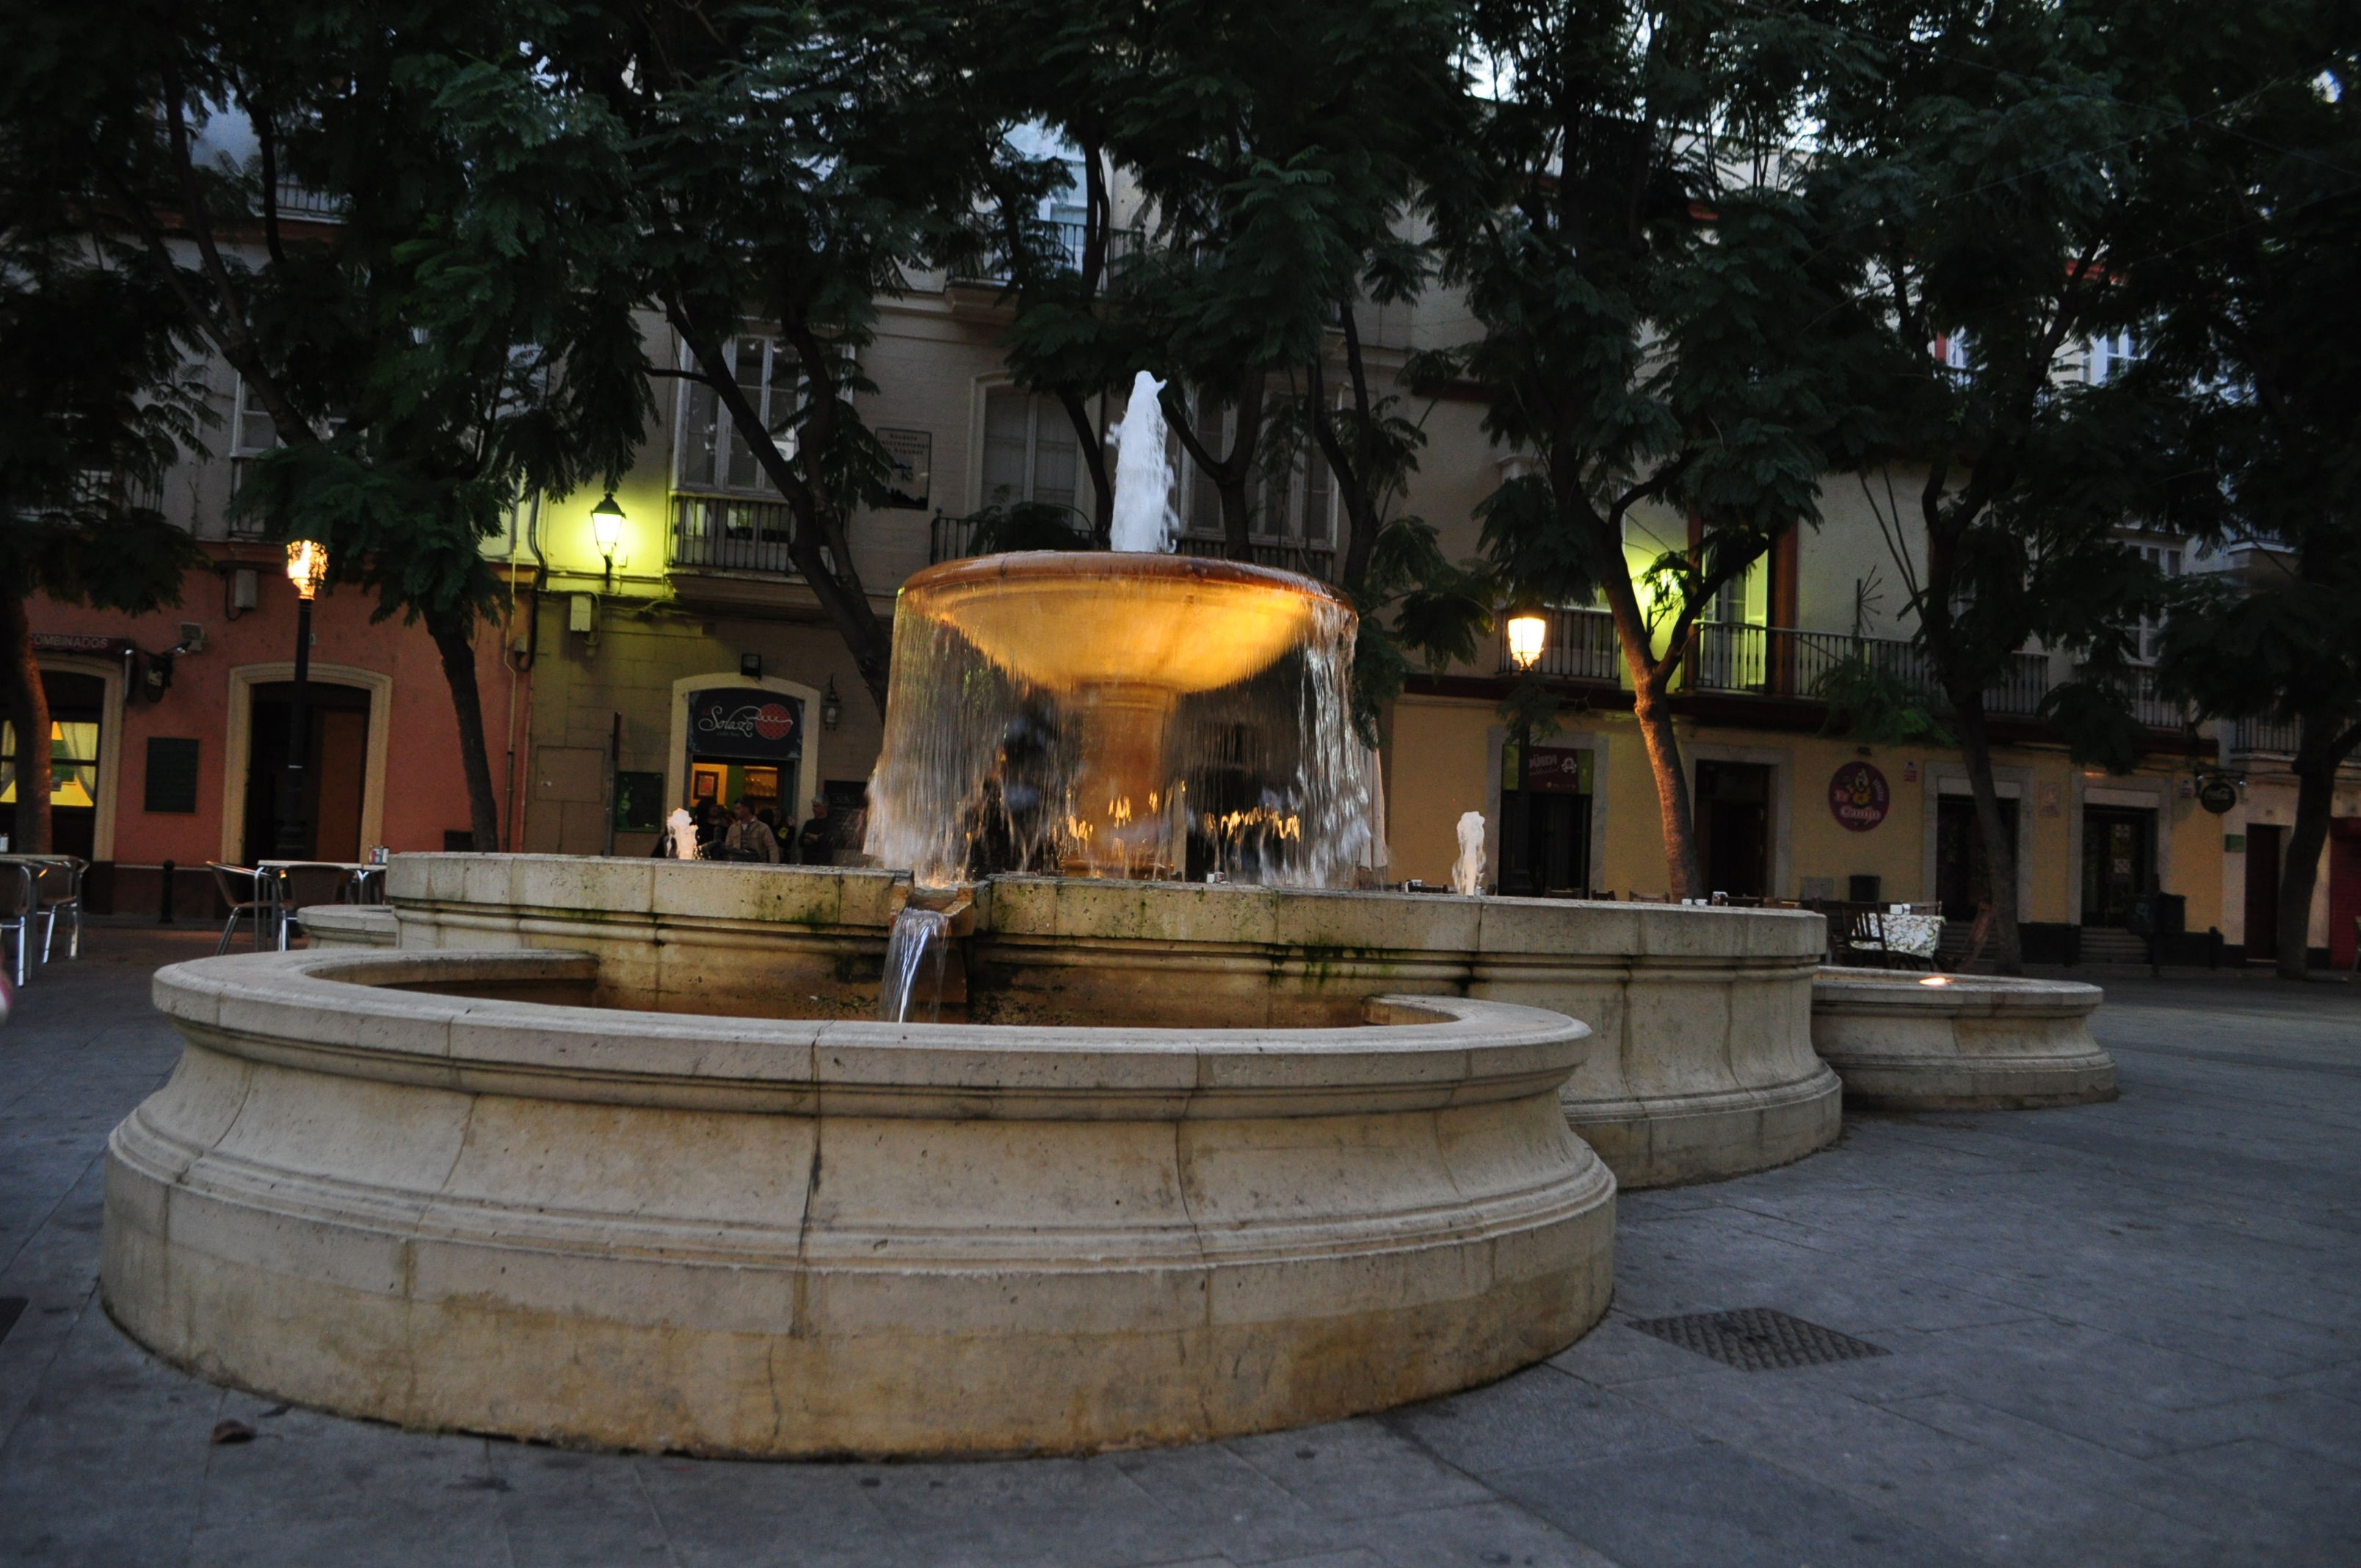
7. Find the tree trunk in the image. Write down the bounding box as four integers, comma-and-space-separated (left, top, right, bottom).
1630, 669, 1704, 899
2275, 711, 2341, 979
0, 578, 51, 855
427, 609, 504, 852
1053, 388, 1114, 545
1951, 692, 2023, 974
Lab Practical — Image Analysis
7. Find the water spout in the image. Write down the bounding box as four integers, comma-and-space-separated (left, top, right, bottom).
879, 907, 952, 1023
1452, 811, 1487, 896
1107, 371, 1176, 553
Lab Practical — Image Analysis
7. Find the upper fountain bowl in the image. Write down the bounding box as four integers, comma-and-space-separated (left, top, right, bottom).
901, 551, 1349, 695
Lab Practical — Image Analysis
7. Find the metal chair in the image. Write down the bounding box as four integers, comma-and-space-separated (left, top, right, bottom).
275, 863, 357, 948
208, 863, 281, 954
33, 856, 84, 962
0, 862, 37, 985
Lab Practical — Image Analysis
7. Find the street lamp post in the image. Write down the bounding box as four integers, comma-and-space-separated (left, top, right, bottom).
275, 540, 329, 858
1503, 610, 1548, 897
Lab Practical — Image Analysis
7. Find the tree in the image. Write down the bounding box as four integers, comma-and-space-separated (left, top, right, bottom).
1433, 0, 1881, 898
0, 222, 207, 854
1802, 0, 2197, 968
29, 1, 649, 851
1080, 0, 1468, 567
552, 0, 1007, 716
2129, 3, 2361, 977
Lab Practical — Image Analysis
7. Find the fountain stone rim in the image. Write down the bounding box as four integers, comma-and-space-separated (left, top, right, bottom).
153, 947, 1592, 1119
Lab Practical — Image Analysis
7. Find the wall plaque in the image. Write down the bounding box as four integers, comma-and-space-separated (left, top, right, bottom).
1828, 761, 1890, 832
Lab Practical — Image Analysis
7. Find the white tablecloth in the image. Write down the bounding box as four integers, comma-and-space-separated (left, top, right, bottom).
1858, 912, 1944, 959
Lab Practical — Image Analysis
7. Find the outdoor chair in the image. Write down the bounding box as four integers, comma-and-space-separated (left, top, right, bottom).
275, 863, 356, 949
0, 862, 37, 985
209, 863, 282, 955
34, 857, 84, 963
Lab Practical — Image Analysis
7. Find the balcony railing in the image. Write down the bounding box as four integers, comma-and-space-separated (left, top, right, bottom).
2230, 715, 2302, 758
1172, 533, 1337, 581
2122, 667, 2194, 732
951, 222, 1137, 287
1496, 606, 1621, 682
672, 492, 797, 576
1686, 624, 2054, 716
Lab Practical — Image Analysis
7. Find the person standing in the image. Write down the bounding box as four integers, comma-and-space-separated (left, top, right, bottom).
721, 799, 780, 863
797, 796, 833, 867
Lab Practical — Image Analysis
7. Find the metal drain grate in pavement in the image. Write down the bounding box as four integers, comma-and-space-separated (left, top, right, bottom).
1627, 1307, 1889, 1371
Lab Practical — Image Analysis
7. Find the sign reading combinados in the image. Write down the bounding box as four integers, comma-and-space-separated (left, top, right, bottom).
1828, 761, 1890, 832
686, 688, 804, 763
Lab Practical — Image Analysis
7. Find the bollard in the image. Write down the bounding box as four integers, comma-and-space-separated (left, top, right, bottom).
159, 859, 175, 924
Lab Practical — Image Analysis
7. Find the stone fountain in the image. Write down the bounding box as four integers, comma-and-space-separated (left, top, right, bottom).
102, 374, 1631, 1456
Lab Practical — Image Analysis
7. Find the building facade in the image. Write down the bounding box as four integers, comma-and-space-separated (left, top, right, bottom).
32, 221, 2360, 964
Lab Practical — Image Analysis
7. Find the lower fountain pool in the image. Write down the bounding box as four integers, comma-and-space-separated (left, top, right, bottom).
104, 946, 1614, 1457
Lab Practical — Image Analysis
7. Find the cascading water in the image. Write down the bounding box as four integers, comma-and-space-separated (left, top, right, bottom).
863, 371, 1374, 891
878, 907, 952, 1023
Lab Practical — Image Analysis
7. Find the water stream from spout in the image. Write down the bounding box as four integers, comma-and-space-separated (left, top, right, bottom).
878, 907, 952, 1023
1107, 370, 1176, 553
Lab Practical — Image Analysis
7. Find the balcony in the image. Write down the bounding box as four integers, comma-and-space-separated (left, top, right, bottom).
671, 492, 797, 577
1495, 606, 1621, 682
951, 222, 1136, 288
2229, 714, 2301, 759
1498, 615, 2072, 717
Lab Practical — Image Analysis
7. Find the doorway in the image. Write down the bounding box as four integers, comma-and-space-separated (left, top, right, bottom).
1502, 744, 1593, 896
2081, 806, 2155, 927
243, 681, 372, 863
0, 670, 106, 858
2243, 823, 2283, 962
1936, 795, 2019, 921
1695, 760, 1771, 899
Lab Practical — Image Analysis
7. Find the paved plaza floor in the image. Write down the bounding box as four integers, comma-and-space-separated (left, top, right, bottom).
1, 927, 2354, 1567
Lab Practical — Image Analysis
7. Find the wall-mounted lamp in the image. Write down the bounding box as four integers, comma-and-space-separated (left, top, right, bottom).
740, 652, 763, 680
821, 677, 843, 730
1505, 610, 1548, 672
590, 493, 626, 586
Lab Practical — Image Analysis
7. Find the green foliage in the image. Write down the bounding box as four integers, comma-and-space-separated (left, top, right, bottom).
1813, 658, 1955, 748
2039, 678, 2147, 777
962, 502, 1092, 555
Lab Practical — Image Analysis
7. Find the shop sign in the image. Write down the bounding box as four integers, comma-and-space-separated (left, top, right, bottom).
1523, 745, 1592, 794
2197, 776, 2239, 815
686, 688, 803, 762
1829, 761, 1890, 832
30, 632, 127, 654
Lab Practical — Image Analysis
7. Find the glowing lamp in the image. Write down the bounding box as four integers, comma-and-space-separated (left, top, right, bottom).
1506, 611, 1548, 671
286, 539, 330, 602
590, 493, 626, 556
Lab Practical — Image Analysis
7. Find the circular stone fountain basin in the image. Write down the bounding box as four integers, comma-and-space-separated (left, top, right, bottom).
900, 550, 1341, 695
1810, 967, 2115, 1110
104, 948, 1614, 1458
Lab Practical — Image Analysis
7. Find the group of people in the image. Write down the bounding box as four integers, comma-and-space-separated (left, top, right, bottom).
659, 796, 849, 865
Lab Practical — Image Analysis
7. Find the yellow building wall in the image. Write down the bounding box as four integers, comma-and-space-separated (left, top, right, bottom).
1385, 696, 1496, 885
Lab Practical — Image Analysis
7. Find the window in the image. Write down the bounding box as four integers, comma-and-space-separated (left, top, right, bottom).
980, 387, 1078, 515
1179, 393, 1335, 545
678, 337, 796, 496
2131, 539, 2182, 662
0, 720, 101, 809
2084, 332, 2138, 385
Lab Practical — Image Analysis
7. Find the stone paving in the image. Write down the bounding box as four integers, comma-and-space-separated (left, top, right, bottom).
1, 926, 2355, 1567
